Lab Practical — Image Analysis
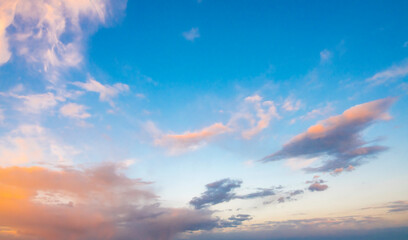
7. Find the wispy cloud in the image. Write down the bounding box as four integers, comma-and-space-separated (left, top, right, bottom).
366, 59, 408, 85
282, 96, 302, 112
0, 0, 126, 82
72, 77, 129, 106
262, 98, 396, 172
183, 27, 200, 41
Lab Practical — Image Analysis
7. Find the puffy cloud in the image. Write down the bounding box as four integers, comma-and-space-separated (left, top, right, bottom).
59, 103, 90, 119
72, 77, 129, 106
306, 176, 328, 192
0, 124, 77, 166
0, 0, 126, 75
262, 98, 395, 172
183, 27, 200, 41
0, 163, 226, 240
190, 178, 276, 209
366, 59, 408, 86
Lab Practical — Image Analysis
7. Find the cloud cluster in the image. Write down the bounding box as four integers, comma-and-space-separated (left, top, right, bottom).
151, 94, 280, 154
0, 0, 126, 78
0, 163, 231, 240
306, 176, 328, 192
190, 178, 276, 209
262, 98, 395, 172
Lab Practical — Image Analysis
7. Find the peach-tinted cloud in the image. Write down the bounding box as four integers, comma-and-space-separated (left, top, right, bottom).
0, 163, 227, 240
59, 103, 90, 119
149, 94, 280, 154
282, 96, 302, 112
0, 125, 78, 166
155, 123, 231, 155
262, 98, 396, 172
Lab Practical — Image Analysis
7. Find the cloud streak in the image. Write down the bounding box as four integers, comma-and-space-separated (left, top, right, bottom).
262, 98, 395, 172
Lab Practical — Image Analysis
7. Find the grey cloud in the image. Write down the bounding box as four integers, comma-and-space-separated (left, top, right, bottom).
262, 98, 395, 172
190, 179, 276, 209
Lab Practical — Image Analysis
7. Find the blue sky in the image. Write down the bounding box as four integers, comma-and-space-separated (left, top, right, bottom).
0, 0, 407, 240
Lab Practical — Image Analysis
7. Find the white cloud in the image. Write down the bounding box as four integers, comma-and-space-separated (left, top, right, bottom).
11, 92, 65, 113
183, 27, 200, 41
366, 59, 408, 85
0, 0, 126, 82
72, 77, 129, 105
60, 103, 90, 119
320, 49, 331, 62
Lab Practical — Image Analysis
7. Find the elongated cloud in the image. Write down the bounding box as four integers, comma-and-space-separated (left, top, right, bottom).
262, 98, 396, 172
366, 59, 408, 85
154, 123, 231, 155
0, 163, 230, 240
72, 77, 129, 105
0, 0, 126, 75
190, 178, 276, 209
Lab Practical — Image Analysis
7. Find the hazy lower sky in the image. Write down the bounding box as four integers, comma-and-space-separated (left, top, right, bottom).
0, 0, 407, 240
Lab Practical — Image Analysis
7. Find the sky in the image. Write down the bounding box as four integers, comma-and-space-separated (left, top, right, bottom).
0, 0, 408, 240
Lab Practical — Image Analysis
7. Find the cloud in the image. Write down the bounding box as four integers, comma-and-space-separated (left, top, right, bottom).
184, 216, 404, 240
282, 96, 302, 112
59, 103, 90, 119
366, 59, 408, 85
190, 178, 276, 209
149, 94, 280, 154
190, 179, 242, 209
320, 49, 331, 62
0, 0, 126, 77
306, 176, 328, 192
8, 92, 66, 114
183, 27, 200, 41
362, 201, 408, 213
0, 125, 78, 166
298, 104, 334, 121
154, 123, 231, 155
0, 163, 231, 240
72, 77, 129, 106
404, 41, 408, 48
240, 95, 280, 139
262, 98, 395, 172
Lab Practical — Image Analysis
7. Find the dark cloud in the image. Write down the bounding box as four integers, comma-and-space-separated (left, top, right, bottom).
262, 98, 396, 172
219, 214, 253, 228
190, 179, 242, 209
362, 201, 408, 213
307, 176, 328, 192
190, 179, 275, 209
183, 216, 408, 240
